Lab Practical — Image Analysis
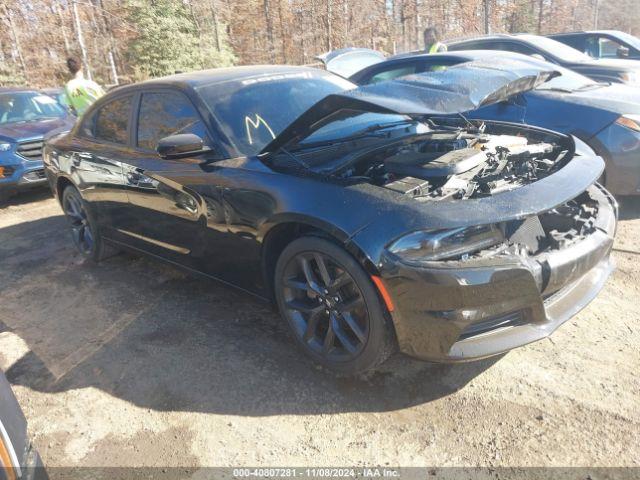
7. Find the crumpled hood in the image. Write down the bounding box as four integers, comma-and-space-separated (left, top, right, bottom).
262, 58, 559, 153
0, 116, 73, 143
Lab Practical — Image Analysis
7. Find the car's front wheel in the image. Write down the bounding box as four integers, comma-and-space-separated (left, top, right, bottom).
274, 236, 395, 374
62, 185, 117, 262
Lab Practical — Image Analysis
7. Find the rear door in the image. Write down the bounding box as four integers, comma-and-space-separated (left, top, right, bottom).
64, 93, 135, 235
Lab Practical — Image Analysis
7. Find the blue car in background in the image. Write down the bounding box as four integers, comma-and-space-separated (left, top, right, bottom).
345, 50, 640, 196
0, 88, 74, 202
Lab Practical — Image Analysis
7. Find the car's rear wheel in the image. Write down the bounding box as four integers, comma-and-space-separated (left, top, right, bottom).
62, 186, 117, 262
274, 236, 395, 374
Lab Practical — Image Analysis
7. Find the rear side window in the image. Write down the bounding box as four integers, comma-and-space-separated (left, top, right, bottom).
94, 96, 133, 145
557, 35, 586, 52
492, 41, 537, 56
137, 91, 208, 151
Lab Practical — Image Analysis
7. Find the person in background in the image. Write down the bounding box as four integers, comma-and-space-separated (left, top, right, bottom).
423, 27, 447, 54
63, 57, 104, 117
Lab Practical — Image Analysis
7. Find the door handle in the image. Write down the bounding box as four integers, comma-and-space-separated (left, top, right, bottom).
175, 192, 198, 213
126, 171, 141, 185
71, 152, 94, 167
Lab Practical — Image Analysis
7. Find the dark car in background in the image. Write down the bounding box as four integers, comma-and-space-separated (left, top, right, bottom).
0, 88, 75, 202
447, 34, 640, 86
550, 30, 640, 60
0, 371, 47, 480
43, 63, 616, 373
349, 50, 640, 195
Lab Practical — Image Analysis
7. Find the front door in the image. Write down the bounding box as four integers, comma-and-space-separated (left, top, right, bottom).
117, 89, 214, 265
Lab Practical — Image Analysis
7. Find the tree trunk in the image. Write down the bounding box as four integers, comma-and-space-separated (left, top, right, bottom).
72, 0, 92, 80
277, 0, 287, 63
263, 0, 276, 63
210, 0, 222, 52
54, 3, 71, 55
3, 4, 27, 79
484, 0, 491, 34
325, 0, 332, 51
537, 0, 544, 34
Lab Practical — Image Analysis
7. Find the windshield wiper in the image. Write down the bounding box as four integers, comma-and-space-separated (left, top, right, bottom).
575, 82, 608, 91
538, 86, 575, 93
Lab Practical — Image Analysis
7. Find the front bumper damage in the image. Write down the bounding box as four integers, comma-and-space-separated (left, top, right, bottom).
379, 184, 617, 362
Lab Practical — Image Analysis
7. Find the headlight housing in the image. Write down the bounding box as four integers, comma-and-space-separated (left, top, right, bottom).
0, 142, 12, 152
615, 114, 640, 133
387, 224, 505, 263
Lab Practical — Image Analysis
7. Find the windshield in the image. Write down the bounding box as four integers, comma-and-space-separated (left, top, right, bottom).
536, 66, 600, 91
298, 110, 411, 147
283, 109, 420, 173
0, 92, 66, 125
520, 35, 592, 63
611, 31, 640, 51
196, 71, 355, 156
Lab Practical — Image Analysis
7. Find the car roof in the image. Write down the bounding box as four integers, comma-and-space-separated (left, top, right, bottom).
550, 30, 628, 36
112, 65, 327, 93
0, 87, 39, 94
390, 50, 523, 61
447, 33, 550, 45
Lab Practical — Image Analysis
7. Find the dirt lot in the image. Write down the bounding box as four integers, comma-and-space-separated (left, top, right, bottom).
0, 188, 638, 469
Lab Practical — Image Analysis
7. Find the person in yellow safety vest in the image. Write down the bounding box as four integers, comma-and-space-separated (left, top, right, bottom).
63, 57, 104, 117
423, 27, 447, 54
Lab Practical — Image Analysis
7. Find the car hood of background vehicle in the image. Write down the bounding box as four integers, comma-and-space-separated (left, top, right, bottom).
0, 116, 73, 142
538, 82, 640, 115
261, 58, 560, 154
316, 47, 386, 78
569, 58, 640, 72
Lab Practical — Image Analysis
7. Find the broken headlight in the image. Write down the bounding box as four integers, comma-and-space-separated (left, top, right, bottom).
388, 224, 504, 263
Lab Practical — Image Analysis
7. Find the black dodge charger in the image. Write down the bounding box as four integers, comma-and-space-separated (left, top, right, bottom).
43, 61, 617, 374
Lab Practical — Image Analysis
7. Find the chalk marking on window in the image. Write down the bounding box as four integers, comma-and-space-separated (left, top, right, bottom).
245, 114, 276, 145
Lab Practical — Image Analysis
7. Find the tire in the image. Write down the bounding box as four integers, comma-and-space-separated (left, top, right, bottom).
274, 236, 396, 374
61, 185, 118, 262
0, 188, 15, 205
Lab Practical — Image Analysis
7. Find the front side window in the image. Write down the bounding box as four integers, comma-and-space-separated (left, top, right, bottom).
598, 37, 624, 58
94, 96, 133, 145
519, 35, 592, 63
137, 91, 208, 151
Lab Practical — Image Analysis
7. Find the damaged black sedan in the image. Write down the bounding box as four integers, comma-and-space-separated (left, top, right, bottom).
43, 60, 617, 374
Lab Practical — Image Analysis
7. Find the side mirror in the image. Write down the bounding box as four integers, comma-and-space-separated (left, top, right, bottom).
617, 46, 630, 58
157, 133, 211, 159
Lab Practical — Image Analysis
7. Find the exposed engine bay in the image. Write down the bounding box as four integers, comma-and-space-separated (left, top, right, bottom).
335, 120, 603, 268
272, 117, 604, 265
339, 122, 571, 201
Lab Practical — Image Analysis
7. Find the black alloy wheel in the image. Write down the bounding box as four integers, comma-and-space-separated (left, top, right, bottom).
61, 185, 118, 262
275, 236, 395, 374
63, 187, 94, 255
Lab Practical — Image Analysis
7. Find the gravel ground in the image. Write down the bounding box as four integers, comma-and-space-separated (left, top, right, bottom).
0, 188, 638, 470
